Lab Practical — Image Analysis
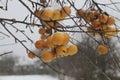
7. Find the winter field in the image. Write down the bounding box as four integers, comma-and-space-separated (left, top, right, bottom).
0, 75, 59, 80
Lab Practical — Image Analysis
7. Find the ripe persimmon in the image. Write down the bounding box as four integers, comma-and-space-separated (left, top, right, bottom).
52, 32, 65, 45
63, 33, 70, 45
40, 9, 53, 20
35, 40, 46, 49
56, 45, 68, 57
67, 45, 78, 55
52, 9, 61, 20
41, 51, 55, 62
46, 36, 54, 48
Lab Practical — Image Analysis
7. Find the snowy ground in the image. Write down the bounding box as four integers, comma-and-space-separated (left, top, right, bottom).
0, 75, 59, 80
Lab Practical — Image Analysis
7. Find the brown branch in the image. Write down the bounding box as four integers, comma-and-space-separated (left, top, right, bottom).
0, 31, 10, 37
0, 22, 31, 52
0, 51, 13, 56
28, 0, 46, 7
5, 22, 33, 43
0, 18, 42, 27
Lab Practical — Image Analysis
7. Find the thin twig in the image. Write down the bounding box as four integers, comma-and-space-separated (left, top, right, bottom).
0, 51, 13, 56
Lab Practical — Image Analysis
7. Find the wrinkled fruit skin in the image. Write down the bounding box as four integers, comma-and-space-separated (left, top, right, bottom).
41, 51, 55, 62
35, 40, 46, 49
67, 45, 78, 55
46, 36, 54, 48
52, 32, 65, 45
40, 9, 53, 20
56, 45, 68, 57
60, 6, 71, 17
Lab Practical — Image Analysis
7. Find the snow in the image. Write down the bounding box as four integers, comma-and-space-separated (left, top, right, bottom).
0, 75, 59, 80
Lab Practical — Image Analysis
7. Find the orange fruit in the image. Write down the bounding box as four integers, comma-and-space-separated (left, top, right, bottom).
91, 20, 101, 28
76, 9, 85, 17
35, 40, 46, 49
67, 45, 78, 55
87, 12, 94, 20
63, 33, 70, 45
41, 51, 55, 62
56, 45, 68, 57
104, 27, 119, 38
60, 6, 71, 17
46, 36, 54, 48
50, 53, 57, 60
52, 32, 65, 45
28, 52, 36, 59
99, 13, 108, 23
41, 34, 47, 40
93, 10, 100, 18
34, 10, 42, 18
97, 45, 108, 55
39, 28, 46, 34
40, 9, 53, 20
107, 17, 115, 25
52, 9, 61, 20
100, 24, 108, 30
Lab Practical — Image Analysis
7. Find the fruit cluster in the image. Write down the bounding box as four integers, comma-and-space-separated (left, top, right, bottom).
76, 9, 119, 55
38, 31, 78, 62
34, 6, 71, 28
76, 9, 119, 38
28, 29, 78, 62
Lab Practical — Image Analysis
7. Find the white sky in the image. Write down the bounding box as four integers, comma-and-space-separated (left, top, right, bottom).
0, 0, 40, 65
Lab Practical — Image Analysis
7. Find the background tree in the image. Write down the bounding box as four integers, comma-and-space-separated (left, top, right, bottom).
49, 36, 120, 80
0, 0, 120, 80
0, 54, 17, 75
